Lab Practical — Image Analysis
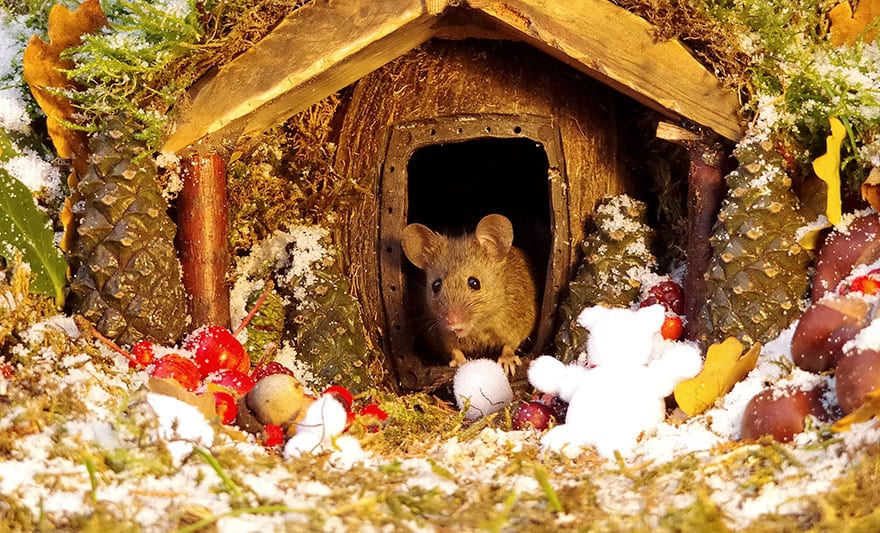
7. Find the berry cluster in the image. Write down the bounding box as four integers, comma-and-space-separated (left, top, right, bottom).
639, 280, 685, 340
101, 321, 387, 447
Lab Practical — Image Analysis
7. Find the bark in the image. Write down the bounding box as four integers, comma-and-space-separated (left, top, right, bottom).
176, 153, 231, 330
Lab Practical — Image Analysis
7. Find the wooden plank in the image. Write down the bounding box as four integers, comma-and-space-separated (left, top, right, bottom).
162, 0, 443, 153
469, 0, 744, 141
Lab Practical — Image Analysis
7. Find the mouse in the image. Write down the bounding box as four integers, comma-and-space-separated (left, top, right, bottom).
401, 214, 538, 376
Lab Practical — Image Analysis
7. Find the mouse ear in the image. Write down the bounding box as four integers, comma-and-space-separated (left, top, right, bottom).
475, 214, 514, 260
402, 224, 442, 269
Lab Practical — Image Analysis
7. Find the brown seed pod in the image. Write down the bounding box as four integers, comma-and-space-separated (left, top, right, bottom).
813, 213, 880, 302
791, 296, 871, 373
836, 348, 880, 414
741, 384, 835, 442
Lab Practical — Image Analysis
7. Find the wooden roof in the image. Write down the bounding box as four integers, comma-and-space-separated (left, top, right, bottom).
161, 0, 744, 153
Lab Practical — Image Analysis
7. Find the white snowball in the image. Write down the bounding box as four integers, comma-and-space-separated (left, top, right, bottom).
453, 359, 513, 420
295, 394, 348, 437
527, 356, 566, 394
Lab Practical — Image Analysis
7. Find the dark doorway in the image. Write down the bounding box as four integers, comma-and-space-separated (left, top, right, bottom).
403, 136, 552, 361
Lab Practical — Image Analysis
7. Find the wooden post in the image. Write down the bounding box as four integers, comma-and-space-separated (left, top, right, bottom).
657, 122, 729, 342
176, 154, 231, 329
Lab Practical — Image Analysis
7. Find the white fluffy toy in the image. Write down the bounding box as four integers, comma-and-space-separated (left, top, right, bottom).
529, 304, 703, 458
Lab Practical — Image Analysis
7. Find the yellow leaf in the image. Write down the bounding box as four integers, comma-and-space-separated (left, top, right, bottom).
22, 0, 107, 178
811, 117, 846, 226
832, 388, 880, 432
673, 338, 761, 417
830, 0, 880, 46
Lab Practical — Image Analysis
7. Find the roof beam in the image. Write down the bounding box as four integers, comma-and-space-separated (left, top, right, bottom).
162, 0, 744, 153
162, 1, 442, 153
470, 0, 743, 141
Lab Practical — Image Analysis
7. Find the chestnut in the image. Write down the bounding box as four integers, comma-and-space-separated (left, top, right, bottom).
813, 213, 880, 302
741, 384, 835, 442
836, 348, 880, 414
791, 297, 870, 373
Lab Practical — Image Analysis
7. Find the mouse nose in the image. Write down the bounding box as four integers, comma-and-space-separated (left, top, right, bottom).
445, 311, 469, 337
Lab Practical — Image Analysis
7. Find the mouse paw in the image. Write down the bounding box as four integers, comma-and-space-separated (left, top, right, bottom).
498, 350, 522, 377
448, 349, 467, 368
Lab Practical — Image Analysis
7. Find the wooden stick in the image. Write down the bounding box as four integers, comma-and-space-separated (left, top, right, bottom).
176, 153, 231, 329
657, 122, 729, 342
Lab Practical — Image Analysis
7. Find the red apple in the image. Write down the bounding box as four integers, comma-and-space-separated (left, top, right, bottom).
206, 369, 256, 399
130, 340, 155, 368
150, 354, 202, 392
185, 325, 250, 377
263, 424, 285, 446
251, 361, 296, 381
213, 391, 238, 424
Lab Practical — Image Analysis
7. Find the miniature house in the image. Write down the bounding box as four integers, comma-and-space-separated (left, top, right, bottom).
163, 1, 743, 390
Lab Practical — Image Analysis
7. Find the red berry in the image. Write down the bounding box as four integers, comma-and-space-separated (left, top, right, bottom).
130, 340, 155, 368
251, 361, 296, 381
640, 281, 684, 315
512, 401, 554, 430
185, 325, 250, 378
150, 354, 202, 392
213, 391, 238, 425
0, 362, 13, 379
323, 385, 354, 411
660, 315, 684, 340
358, 404, 389, 432
539, 393, 569, 422
263, 424, 285, 447
206, 369, 256, 399
845, 271, 880, 296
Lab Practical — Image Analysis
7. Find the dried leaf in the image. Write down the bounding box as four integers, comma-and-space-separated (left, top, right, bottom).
673, 338, 761, 417
22, 0, 107, 177
830, 0, 880, 46
860, 167, 880, 211
833, 388, 880, 431
811, 117, 845, 226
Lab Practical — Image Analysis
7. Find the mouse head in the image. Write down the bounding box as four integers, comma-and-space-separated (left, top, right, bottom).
401, 214, 514, 269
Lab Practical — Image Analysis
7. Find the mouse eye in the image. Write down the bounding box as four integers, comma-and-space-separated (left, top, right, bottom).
467, 277, 481, 291
431, 279, 442, 293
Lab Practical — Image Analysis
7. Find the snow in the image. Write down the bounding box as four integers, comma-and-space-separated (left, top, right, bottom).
530, 305, 702, 458
453, 358, 513, 420
146, 392, 215, 465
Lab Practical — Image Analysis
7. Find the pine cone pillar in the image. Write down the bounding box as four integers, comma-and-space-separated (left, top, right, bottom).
698, 140, 811, 346
67, 117, 189, 345
554, 195, 657, 362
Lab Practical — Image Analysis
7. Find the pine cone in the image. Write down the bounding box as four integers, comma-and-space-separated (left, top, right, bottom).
554, 195, 657, 362
67, 117, 188, 345
699, 140, 811, 346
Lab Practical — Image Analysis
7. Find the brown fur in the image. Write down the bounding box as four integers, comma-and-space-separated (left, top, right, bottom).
402, 215, 538, 372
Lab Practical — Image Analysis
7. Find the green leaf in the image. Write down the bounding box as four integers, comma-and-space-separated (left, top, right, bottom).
0, 166, 67, 307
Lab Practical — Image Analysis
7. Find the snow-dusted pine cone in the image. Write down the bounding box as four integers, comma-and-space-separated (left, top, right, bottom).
698, 140, 811, 346
554, 195, 657, 362
67, 117, 188, 345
